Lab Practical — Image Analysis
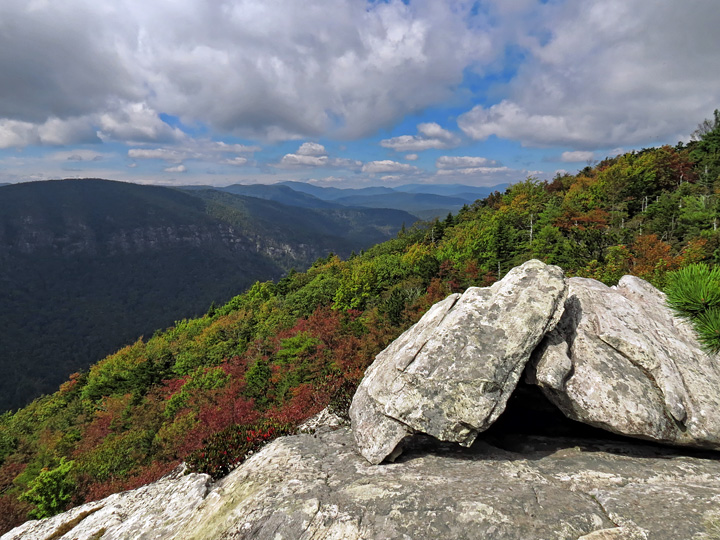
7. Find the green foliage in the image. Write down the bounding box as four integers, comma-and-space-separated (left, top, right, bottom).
666, 264, 720, 316
186, 420, 294, 479
666, 264, 720, 353
164, 367, 230, 418
244, 360, 272, 405
695, 308, 720, 354
75, 430, 152, 484
19, 458, 74, 519
2, 127, 720, 534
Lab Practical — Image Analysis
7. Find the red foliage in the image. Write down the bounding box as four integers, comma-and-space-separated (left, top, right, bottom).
270, 383, 326, 425
58, 372, 83, 395
630, 234, 681, 278
556, 208, 610, 231
73, 394, 133, 457
0, 462, 26, 495
0, 494, 32, 536
198, 392, 258, 434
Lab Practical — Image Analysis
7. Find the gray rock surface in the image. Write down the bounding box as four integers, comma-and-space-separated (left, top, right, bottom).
531, 275, 720, 449
7, 427, 720, 540
350, 259, 568, 464
2, 465, 210, 540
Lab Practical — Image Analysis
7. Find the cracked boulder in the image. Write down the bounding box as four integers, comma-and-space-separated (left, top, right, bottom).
530, 275, 720, 449
349, 259, 568, 464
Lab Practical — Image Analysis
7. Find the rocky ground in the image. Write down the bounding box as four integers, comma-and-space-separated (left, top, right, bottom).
7, 261, 720, 540
6, 416, 720, 540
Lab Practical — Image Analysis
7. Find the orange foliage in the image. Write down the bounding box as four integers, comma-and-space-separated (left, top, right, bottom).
630, 234, 681, 279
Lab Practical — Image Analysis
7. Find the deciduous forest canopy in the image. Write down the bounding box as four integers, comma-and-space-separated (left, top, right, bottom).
1, 113, 719, 533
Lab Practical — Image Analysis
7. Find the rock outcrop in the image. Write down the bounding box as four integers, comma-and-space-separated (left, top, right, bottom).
530, 275, 720, 449
7, 424, 720, 540
352, 261, 720, 463
7, 262, 720, 540
350, 259, 567, 464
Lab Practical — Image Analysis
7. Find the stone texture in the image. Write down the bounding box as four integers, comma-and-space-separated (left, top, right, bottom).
8, 427, 720, 540
531, 275, 720, 449
350, 259, 568, 464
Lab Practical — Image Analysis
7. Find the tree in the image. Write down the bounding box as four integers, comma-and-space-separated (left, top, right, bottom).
690, 110, 720, 191
19, 458, 75, 519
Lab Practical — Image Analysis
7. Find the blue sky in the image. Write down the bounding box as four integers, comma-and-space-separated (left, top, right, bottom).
0, 0, 718, 188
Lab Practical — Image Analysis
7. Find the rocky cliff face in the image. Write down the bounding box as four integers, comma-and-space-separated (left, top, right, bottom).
6, 260, 720, 540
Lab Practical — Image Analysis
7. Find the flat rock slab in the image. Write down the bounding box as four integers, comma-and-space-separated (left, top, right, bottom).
2, 466, 210, 540
531, 275, 720, 449
9, 428, 720, 540
350, 259, 567, 464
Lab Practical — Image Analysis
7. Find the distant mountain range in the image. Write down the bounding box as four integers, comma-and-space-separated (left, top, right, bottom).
273, 181, 507, 219
0, 179, 415, 411
202, 181, 507, 220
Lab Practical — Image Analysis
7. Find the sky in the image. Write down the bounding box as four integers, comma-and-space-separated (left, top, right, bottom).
0, 0, 718, 189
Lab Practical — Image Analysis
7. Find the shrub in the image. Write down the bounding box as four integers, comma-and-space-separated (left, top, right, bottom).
666, 263, 720, 353
19, 458, 75, 519
665, 264, 720, 317
186, 419, 293, 480
695, 308, 720, 354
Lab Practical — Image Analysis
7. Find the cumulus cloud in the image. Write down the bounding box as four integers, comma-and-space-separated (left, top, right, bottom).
0, 1, 489, 146
362, 160, 419, 174
98, 103, 185, 143
560, 151, 595, 163
211, 142, 262, 153
458, 0, 720, 150
297, 142, 326, 156
405, 154, 419, 161
381, 122, 460, 152
436, 156, 502, 170
0, 117, 100, 148
433, 154, 514, 182
127, 139, 261, 168
164, 164, 187, 173
223, 157, 249, 166
278, 154, 329, 168
274, 142, 362, 170
128, 148, 187, 163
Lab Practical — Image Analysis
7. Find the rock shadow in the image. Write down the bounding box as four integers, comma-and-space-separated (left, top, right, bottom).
392, 379, 720, 464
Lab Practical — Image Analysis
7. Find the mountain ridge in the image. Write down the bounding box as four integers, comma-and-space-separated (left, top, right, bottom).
0, 178, 415, 411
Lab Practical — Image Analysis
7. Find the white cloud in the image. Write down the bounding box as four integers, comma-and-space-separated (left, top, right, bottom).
277, 154, 329, 168
211, 142, 261, 153
164, 164, 187, 173
436, 156, 502, 170
0, 120, 38, 148
417, 122, 454, 141
362, 160, 419, 174
128, 148, 187, 162
436, 166, 513, 176
274, 142, 362, 170
381, 122, 460, 152
0, 1, 489, 146
223, 157, 249, 166
132, 0, 490, 140
98, 103, 184, 144
405, 153, 418, 161
560, 150, 595, 163
296, 142, 326, 156
0, 117, 100, 148
458, 0, 720, 150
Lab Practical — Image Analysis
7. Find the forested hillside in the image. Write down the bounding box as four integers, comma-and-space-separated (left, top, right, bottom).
1, 113, 719, 534
0, 179, 414, 411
